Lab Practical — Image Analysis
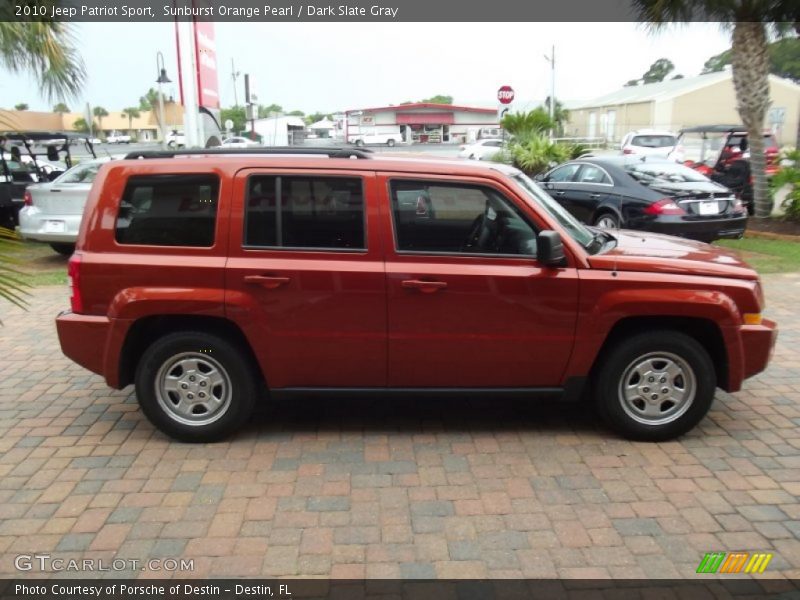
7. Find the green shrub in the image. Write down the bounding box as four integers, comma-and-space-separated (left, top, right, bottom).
771, 148, 800, 221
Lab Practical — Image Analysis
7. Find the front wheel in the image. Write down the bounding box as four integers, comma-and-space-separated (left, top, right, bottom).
595, 330, 716, 441
135, 331, 259, 442
354, 139, 365, 147
387, 139, 395, 147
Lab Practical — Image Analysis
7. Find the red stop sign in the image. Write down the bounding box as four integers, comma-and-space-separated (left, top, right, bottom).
497, 86, 515, 104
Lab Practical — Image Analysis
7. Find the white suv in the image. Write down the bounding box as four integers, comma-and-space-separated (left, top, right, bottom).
620, 130, 677, 158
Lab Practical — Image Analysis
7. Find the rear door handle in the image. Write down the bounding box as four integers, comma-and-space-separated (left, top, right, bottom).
243, 275, 291, 289
555, 191, 565, 196
590, 193, 601, 199
401, 279, 447, 293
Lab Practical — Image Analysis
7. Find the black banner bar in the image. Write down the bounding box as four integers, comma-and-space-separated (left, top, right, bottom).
2, 579, 800, 600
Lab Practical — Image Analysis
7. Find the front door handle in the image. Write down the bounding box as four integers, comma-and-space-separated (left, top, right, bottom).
243, 275, 291, 289
590, 193, 601, 199
555, 191, 566, 196
401, 279, 447, 293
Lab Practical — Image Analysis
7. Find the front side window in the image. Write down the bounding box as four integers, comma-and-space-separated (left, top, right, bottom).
390, 180, 538, 256
245, 175, 365, 250
116, 174, 219, 247
548, 164, 579, 182
576, 165, 611, 184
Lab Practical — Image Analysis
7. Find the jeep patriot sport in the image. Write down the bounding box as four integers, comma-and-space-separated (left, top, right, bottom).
56, 147, 777, 442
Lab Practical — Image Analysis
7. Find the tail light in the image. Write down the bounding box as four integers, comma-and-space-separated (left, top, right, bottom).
645, 199, 686, 216
622, 148, 633, 154
67, 253, 83, 314
732, 197, 745, 213
23, 190, 32, 206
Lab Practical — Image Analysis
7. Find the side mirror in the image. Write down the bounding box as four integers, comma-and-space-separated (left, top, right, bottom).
534, 173, 547, 182
46, 145, 59, 161
537, 231, 567, 268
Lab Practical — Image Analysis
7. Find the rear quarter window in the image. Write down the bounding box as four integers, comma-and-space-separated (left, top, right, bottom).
115, 174, 219, 247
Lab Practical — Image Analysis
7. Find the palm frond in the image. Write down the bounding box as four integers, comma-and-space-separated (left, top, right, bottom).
0, 227, 31, 322
0, 21, 86, 101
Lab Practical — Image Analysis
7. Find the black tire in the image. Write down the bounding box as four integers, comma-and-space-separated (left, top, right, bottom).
355, 139, 365, 147
593, 211, 620, 229
387, 139, 395, 147
135, 331, 259, 442
167, 140, 176, 149
50, 243, 75, 256
594, 330, 716, 441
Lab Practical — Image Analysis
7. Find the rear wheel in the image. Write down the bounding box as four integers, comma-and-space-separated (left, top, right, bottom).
135, 331, 258, 442
594, 212, 620, 229
355, 139, 365, 147
387, 139, 396, 147
50, 243, 75, 256
595, 330, 716, 441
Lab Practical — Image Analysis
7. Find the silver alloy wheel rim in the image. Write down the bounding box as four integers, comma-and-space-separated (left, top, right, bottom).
155, 352, 232, 427
596, 216, 618, 229
618, 351, 696, 426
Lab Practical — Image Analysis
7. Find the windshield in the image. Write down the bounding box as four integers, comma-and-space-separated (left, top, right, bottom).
512, 172, 595, 249
625, 161, 710, 185
56, 161, 103, 184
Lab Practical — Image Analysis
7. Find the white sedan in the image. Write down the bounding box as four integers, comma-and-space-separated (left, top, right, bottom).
458, 139, 505, 160
19, 157, 115, 255
221, 136, 260, 148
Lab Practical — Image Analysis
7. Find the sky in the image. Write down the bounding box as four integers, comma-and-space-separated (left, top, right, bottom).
0, 22, 733, 115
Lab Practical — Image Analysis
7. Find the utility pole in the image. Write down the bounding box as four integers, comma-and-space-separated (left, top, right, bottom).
544, 45, 555, 139
231, 58, 240, 107
244, 74, 256, 140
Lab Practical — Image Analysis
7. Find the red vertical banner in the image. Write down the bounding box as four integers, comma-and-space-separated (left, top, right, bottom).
193, 20, 220, 109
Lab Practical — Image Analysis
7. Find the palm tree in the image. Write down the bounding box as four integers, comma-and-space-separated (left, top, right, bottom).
139, 88, 163, 134
121, 106, 140, 137
92, 106, 109, 135
0, 22, 85, 317
631, 2, 799, 218
53, 102, 70, 114
0, 22, 86, 102
14, 103, 28, 111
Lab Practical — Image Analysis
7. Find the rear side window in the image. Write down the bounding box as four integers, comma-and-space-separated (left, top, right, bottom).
115, 174, 219, 247
245, 175, 365, 250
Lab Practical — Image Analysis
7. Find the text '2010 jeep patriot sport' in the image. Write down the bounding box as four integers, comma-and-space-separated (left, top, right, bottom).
56, 147, 777, 442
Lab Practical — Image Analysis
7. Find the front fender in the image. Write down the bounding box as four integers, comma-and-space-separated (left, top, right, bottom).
566, 285, 744, 389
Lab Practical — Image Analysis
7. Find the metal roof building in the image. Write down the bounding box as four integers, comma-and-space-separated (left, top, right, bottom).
566, 70, 800, 145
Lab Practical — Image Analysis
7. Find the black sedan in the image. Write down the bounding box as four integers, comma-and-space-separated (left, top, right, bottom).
536, 157, 747, 242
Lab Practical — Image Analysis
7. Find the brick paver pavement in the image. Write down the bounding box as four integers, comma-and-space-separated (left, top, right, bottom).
0, 275, 798, 579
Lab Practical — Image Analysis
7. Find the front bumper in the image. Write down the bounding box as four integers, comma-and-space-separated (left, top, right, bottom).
19, 207, 81, 243
740, 318, 778, 381
646, 215, 748, 242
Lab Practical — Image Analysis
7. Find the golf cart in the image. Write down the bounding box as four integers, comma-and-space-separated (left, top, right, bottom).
0, 131, 97, 229
669, 125, 780, 215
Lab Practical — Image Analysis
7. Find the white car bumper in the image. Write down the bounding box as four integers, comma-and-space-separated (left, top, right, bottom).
19, 207, 82, 243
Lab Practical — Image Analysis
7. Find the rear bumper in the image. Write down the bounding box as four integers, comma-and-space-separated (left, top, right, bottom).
56, 310, 110, 380
19, 208, 81, 243
740, 318, 778, 381
646, 215, 747, 242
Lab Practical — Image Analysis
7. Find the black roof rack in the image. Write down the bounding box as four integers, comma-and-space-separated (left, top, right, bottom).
123, 147, 373, 160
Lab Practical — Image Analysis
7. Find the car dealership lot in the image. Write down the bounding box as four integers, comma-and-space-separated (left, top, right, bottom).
0, 277, 798, 579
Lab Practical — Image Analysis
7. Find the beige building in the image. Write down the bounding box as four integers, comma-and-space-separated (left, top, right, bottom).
0, 102, 185, 141
567, 70, 800, 146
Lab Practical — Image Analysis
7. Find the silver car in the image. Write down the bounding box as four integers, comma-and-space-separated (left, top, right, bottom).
19, 157, 114, 255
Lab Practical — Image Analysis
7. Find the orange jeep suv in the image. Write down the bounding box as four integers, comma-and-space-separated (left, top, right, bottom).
56, 148, 777, 442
